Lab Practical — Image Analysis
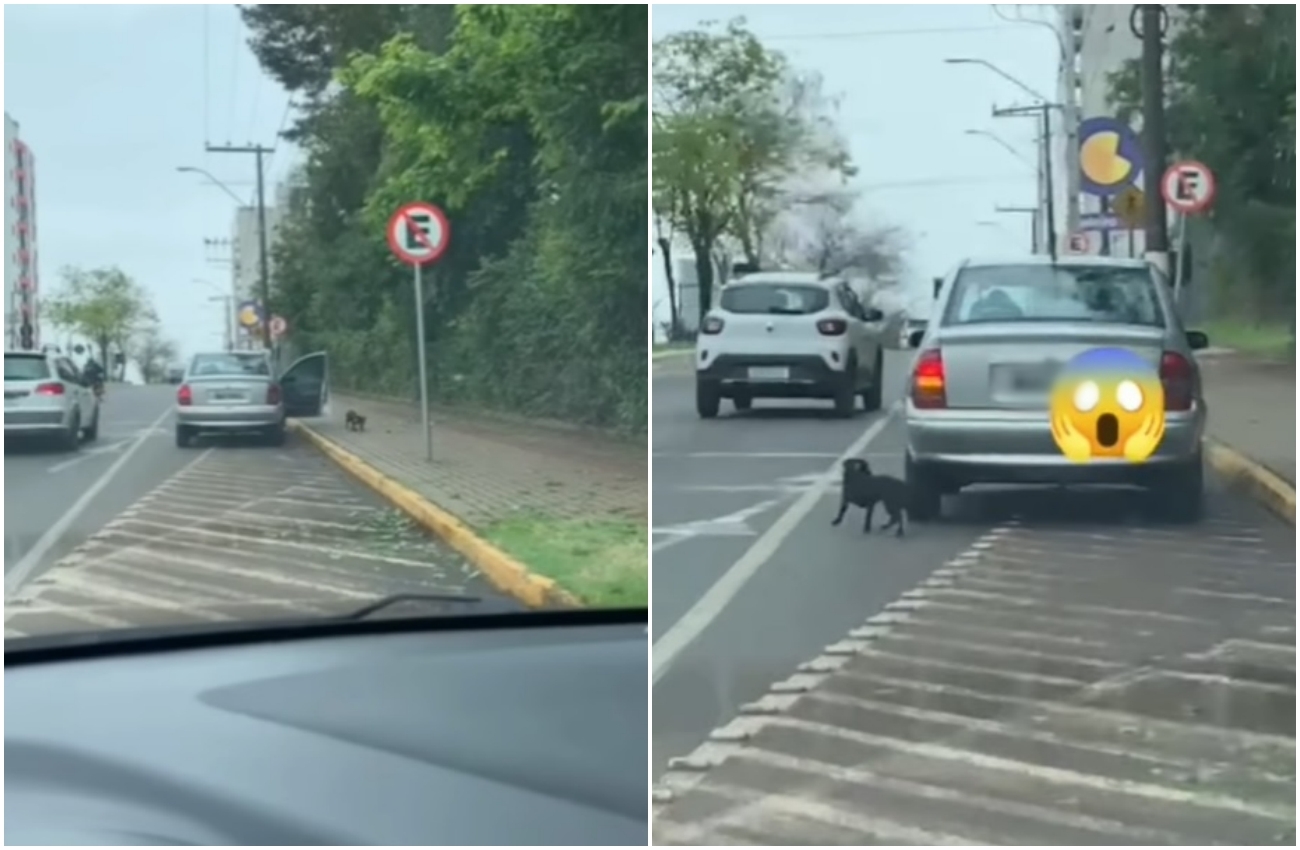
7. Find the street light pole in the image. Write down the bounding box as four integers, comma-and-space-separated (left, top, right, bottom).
205, 144, 275, 349
994, 103, 1060, 258
995, 205, 1041, 253
1137, 5, 1171, 273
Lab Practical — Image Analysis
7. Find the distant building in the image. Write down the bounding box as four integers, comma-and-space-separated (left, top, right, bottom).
229, 183, 290, 349
5, 112, 39, 351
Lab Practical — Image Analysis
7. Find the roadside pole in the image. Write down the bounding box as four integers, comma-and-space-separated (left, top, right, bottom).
386, 201, 452, 463
1135, 4, 1172, 274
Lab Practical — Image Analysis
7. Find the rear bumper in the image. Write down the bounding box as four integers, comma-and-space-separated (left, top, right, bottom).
905, 403, 1205, 485
5, 407, 69, 434
696, 353, 849, 398
176, 405, 282, 430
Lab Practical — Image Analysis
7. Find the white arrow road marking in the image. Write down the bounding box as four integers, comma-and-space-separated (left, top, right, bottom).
47, 440, 131, 474
652, 499, 783, 552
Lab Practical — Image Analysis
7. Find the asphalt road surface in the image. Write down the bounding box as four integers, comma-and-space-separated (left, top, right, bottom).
5, 385, 506, 638
651, 351, 1295, 843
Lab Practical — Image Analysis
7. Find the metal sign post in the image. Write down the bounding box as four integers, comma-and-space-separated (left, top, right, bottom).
386, 201, 452, 462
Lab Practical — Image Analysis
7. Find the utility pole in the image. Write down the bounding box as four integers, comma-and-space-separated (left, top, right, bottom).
206, 143, 274, 348
994, 103, 1059, 259
995, 205, 1041, 253
1136, 5, 1171, 273
1060, 7, 1082, 240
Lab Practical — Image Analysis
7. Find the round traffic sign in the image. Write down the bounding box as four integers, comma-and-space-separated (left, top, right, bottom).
1160, 161, 1216, 215
387, 202, 451, 266
1068, 232, 1089, 253
269, 315, 288, 338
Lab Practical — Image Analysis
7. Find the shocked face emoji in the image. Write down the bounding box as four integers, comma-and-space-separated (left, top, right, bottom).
1049, 347, 1166, 464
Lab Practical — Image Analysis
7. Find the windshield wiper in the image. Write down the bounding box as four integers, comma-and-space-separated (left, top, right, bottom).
337, 592, 524, 621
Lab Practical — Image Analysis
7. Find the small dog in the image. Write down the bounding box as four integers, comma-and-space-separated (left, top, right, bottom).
831, 458, 909, 537
344, 410, 367, 432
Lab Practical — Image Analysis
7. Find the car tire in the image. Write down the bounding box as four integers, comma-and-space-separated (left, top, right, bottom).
58, 411, 82, 452
1150, 454, 1204, 524
861, 351, 884, 412
732, 394, 752, 412
175, 425, 196, 448
82, 407, 100, 442
696, 380, 721, 419
266, 422, 287, 447
833, 362, 857, 418
906, 453, 943, 522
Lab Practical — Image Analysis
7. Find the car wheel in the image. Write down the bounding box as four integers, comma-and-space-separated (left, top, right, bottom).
175, 425, 196, 448
906, 453, 944, 522
861, 351, 884, 412
82, 407, 100, 442
833, 362, 857, 418
1150, 454, 1204, 523
58, 411, 82, 452
696, 380, 721, 419
266, 423, 287, 447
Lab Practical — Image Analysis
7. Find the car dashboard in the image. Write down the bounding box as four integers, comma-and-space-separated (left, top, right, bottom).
5, 611, 648, 846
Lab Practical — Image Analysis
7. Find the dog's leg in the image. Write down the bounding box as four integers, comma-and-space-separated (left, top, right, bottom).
896, 509, 907, 538
831, 500, 848, 526
862, 503, 874, 533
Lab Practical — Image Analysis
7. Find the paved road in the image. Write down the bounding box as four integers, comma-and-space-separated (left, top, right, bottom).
651, 353, 1295, 843
6, 388, 509, 638
5, 385, 184, 579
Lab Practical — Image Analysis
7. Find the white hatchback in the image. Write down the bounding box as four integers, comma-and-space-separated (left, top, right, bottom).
3, 349, 101, 451
694, 272, 888, 418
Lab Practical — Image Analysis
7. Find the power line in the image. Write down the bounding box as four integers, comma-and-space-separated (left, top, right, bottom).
756, 24, 1033, 43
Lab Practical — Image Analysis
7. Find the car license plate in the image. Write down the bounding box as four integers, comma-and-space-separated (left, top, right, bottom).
213, 392, 247, 402
748, 366, 789, 380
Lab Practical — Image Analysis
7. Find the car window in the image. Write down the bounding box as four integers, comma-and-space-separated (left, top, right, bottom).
4, 354, 50, 381
55, 359, 80, 382
943, 265, 1165, 328
720, 283, 830, 315
190, 353, 271, 377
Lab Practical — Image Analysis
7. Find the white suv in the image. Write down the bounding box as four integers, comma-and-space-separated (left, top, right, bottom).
4, 349, 101, 450
694, 272, 887, 418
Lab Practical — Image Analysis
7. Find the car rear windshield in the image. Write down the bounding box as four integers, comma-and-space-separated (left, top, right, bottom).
720, 283, 830, 315
943, 265, 1165, 328
4, 354, 50, 381
189, 353, 271, 378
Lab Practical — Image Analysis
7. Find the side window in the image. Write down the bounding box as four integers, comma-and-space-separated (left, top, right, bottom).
837, 285, 862, 318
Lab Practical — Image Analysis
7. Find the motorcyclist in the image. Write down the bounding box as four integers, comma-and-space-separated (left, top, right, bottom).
83, 357, 106, 395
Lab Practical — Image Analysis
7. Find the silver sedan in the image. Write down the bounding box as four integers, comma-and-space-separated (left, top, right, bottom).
904, 255, 1209, 522
175, 351, 286, 447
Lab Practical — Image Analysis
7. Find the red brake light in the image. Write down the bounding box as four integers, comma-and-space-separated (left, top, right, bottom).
1159, 351, 1194, 411
177, 384, 193, 406
911, 349, 947, 409
701, 315, 725, 335
266, 383, 282, 405
34, 382, 64, 396
817, 318, 848, 336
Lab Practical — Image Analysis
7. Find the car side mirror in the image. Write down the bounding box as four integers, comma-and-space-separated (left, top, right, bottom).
907, 329, 927, 349
1186, 330, 1209, 351
861, 307, 885, 323
932, 277, 944, 299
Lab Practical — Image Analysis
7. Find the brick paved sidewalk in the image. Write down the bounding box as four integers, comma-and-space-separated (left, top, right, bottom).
313, 394, 647, 527
1199, 353, 1296, 485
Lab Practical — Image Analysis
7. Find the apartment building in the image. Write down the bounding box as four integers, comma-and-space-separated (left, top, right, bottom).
5, 112, 39, 351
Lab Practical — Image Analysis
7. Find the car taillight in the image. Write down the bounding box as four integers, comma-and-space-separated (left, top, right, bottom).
266, 383, 282, 405
701, 315, 725, 335
817, 318, 847, 336
34, 382, 64, 396
911, 349, 947, 409
1160, 351, 1194, 411
177, 384, 193, 406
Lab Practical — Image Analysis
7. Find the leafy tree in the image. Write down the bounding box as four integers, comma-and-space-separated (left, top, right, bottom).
771, 191, 907, 279
1108, 5, 1295, 328
43, 267, 155, 369
130, 321, 178, 384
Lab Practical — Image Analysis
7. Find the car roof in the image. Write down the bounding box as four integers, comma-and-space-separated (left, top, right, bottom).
960, 254, 1151, 271
729, 272, 839, 287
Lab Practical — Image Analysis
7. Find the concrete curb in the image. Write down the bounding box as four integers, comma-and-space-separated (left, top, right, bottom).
287, 421, 581, 609
1204, 439, 1296, 527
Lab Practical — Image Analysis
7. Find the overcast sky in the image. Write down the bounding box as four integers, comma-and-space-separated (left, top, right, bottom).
5, 3, 297, 360
652, 4, 1062, 331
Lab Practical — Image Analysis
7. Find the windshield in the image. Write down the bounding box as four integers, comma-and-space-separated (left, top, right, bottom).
6, 4, 647, 651
943, 264, 1166, 327
720, 283, 830, 315
5, 355, 50, 381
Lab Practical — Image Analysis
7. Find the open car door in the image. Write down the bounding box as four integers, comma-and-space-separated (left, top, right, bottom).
280, 351, 328, 418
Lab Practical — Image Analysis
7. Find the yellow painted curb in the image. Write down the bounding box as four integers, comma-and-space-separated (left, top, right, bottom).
1204, 439, 1296, 527
652, 348, 692, 361
288, 421, 580, 609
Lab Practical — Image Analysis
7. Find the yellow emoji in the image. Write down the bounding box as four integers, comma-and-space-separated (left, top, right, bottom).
1049, 347, 1166, 464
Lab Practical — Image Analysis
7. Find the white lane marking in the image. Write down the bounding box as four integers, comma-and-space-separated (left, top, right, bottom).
652, 404, 900, 685
652, 499, 782, 552
5, 407, 185, 595
46, 439, 131, 474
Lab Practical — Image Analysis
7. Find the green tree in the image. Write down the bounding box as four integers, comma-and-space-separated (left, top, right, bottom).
1108, 5, 1295, 329
43, 267, 155, 369
130, 321, 178, 384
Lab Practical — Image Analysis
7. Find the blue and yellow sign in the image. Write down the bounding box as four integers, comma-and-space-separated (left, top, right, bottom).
237, 300, 264, 329
1078, 116, 1143, 197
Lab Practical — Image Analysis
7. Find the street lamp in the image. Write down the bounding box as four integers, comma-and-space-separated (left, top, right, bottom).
943, 57, 1052, 105
196, 278, 235, 351
963, 129, 1036, 170
176, 166, 245, 206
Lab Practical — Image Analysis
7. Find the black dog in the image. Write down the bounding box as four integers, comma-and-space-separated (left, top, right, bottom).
344, 410, 367, 432
831, 458, 909, 537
